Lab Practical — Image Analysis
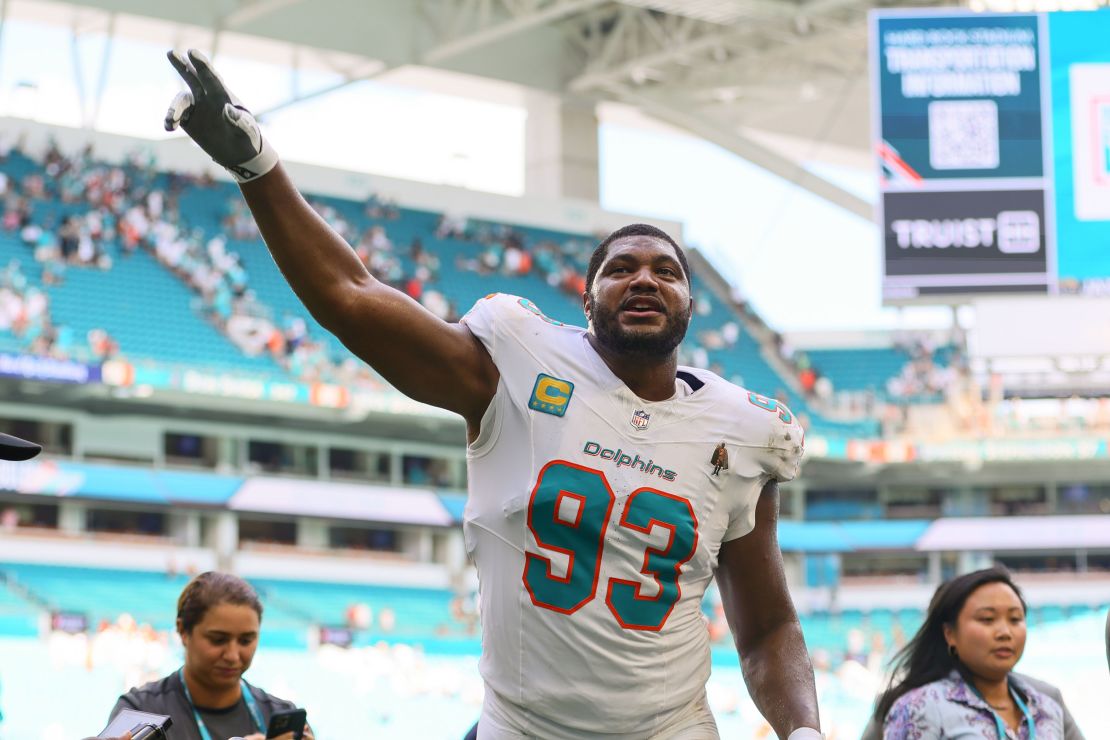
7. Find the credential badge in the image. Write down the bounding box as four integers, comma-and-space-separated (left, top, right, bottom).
631, 409, 651, 430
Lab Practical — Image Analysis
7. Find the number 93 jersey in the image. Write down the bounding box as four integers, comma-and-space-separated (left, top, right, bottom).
460, 294, 804, 737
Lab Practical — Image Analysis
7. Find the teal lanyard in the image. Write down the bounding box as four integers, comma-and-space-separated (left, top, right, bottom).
974, 681, 1036, 740
178, 667, 265, 740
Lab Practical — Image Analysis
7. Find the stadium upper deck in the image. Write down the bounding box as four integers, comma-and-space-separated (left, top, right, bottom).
0, 119, 1107, 619
0, 130, 877, 438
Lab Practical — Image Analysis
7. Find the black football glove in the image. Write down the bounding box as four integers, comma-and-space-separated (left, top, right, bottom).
164, 49, 279, 183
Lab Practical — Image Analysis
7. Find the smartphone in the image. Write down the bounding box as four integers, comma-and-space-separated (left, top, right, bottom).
98, 709, 172, 738
265, 708, 306, 739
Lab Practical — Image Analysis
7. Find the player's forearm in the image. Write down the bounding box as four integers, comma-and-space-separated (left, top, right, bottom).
738, 618, 821, 739
238, 163, 377, 331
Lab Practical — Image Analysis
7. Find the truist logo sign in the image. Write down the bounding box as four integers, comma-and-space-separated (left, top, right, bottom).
890, 210, 1041, 254
881, 188, 1050, 298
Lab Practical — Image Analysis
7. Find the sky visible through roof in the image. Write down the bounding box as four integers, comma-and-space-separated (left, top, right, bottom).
0, 15, 955, 334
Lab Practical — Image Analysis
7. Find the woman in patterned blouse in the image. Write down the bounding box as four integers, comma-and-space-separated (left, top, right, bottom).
873, 567, 1076, 739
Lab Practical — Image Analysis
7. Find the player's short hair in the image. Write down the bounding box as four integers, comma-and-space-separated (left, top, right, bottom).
585, 223, 691, 294
177, 571, 263, 634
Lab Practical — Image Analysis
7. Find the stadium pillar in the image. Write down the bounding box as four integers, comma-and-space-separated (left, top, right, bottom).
317, 444, 329, 481
1045, 481, 1058, 513
782, 552, 805, 594
445, 529, 466, 573
450, 457, 466, 488
170, 511, 201, 547
399, 529, 434, 562
296, 517, 328, 549
58, 501, 85, 534
787, 482, 806, 520
209, 511, 238, 570
525, 92, 599, 202
416, 529, 434, 562
927, 551, 941, 584
957, 550, 991, 574
390, 451, 403, 486
218, 435, 237, 469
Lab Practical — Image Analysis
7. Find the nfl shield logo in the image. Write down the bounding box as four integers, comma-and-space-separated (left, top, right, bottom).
631, 409, 651, 430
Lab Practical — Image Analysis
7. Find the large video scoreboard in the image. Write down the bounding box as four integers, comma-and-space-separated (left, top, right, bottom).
871, 9, 1110, 301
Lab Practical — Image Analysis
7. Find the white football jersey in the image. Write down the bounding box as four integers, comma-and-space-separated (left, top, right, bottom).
461, 293, 804, 737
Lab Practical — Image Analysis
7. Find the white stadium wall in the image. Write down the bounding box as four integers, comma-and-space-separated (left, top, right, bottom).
971, 296, 1110, 358
232, 548, 451, 589
0, 531, 216, 573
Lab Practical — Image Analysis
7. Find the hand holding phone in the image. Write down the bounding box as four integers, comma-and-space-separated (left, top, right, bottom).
266, 708, 307, 740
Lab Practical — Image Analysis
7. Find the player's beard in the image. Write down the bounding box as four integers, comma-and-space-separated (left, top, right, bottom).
589, 297, 691, 359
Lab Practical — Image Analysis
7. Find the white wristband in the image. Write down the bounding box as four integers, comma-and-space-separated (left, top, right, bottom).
226, 143, 279, 184
787, 729, 823, 740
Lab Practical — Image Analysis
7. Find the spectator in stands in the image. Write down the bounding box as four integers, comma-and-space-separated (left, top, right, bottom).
107, 571, 313, 740
87, 327, 120, 360
862, 567, 1082, 739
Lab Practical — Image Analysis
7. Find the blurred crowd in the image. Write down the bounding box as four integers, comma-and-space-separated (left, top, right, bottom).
5, 139, 1109, 448
0, 139, 140, 363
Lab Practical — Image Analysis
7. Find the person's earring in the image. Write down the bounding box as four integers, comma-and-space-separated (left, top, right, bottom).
948, 644, 958, 658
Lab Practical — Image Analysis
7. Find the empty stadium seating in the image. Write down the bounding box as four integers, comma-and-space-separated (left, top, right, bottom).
248, 577, 460, 646
804, 346, 910, 394
0, 563, 190, 632
804, 344, 958, 403
0, 563, 462, 646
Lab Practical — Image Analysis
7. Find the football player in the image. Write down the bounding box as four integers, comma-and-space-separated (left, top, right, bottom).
166, 49, 822, 740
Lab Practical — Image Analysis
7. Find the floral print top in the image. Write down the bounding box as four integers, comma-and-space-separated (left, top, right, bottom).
883, 671, 1065, 739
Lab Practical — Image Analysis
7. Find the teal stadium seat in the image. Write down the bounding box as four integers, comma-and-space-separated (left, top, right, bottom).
0, 563, 190, 632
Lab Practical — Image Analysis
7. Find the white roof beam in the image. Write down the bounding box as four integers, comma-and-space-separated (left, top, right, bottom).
422, 0, 608, 64
222, 0, 305, 30
253, 59, 392, 119
569, 8, 751, 93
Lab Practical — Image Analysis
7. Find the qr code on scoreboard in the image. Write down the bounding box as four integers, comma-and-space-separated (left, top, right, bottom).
928, 100, 1000, 170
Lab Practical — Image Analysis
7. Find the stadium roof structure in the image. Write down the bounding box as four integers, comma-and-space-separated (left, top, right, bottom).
15, 0, 969, 219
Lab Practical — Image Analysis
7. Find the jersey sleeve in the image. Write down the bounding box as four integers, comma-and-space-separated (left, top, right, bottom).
457, 292, 548, 355
763, 402, 805, 483
459, 292, 515, 357
460, 293, 568, 455
721, 394, 805, 542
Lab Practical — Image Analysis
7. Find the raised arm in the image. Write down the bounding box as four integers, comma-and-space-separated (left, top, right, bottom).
165, 49, 497, 430
237, 165, 498, 425
715, 480, 821, 739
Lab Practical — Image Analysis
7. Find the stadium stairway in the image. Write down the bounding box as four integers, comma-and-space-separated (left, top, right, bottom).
0, 572, 40, 636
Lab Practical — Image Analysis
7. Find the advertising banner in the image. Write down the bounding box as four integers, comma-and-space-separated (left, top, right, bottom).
882, 188, 1049, 295
874, 9, 1110, 300
872, 11, 1057, 300
876, 13, 1044, 183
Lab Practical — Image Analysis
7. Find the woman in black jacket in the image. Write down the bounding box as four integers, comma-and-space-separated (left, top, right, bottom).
106, 572, 313, 740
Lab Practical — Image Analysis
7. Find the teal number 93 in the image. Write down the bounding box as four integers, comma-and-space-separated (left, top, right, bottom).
523, 461, 698, 631
747, 391, 793, 423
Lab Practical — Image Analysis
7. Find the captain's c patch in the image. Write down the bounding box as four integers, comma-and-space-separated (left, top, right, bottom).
528, 374, 574, 417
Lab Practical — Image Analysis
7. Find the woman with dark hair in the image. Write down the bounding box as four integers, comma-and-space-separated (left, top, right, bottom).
106, 571, 313, 740
867, 567, 1081, 739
